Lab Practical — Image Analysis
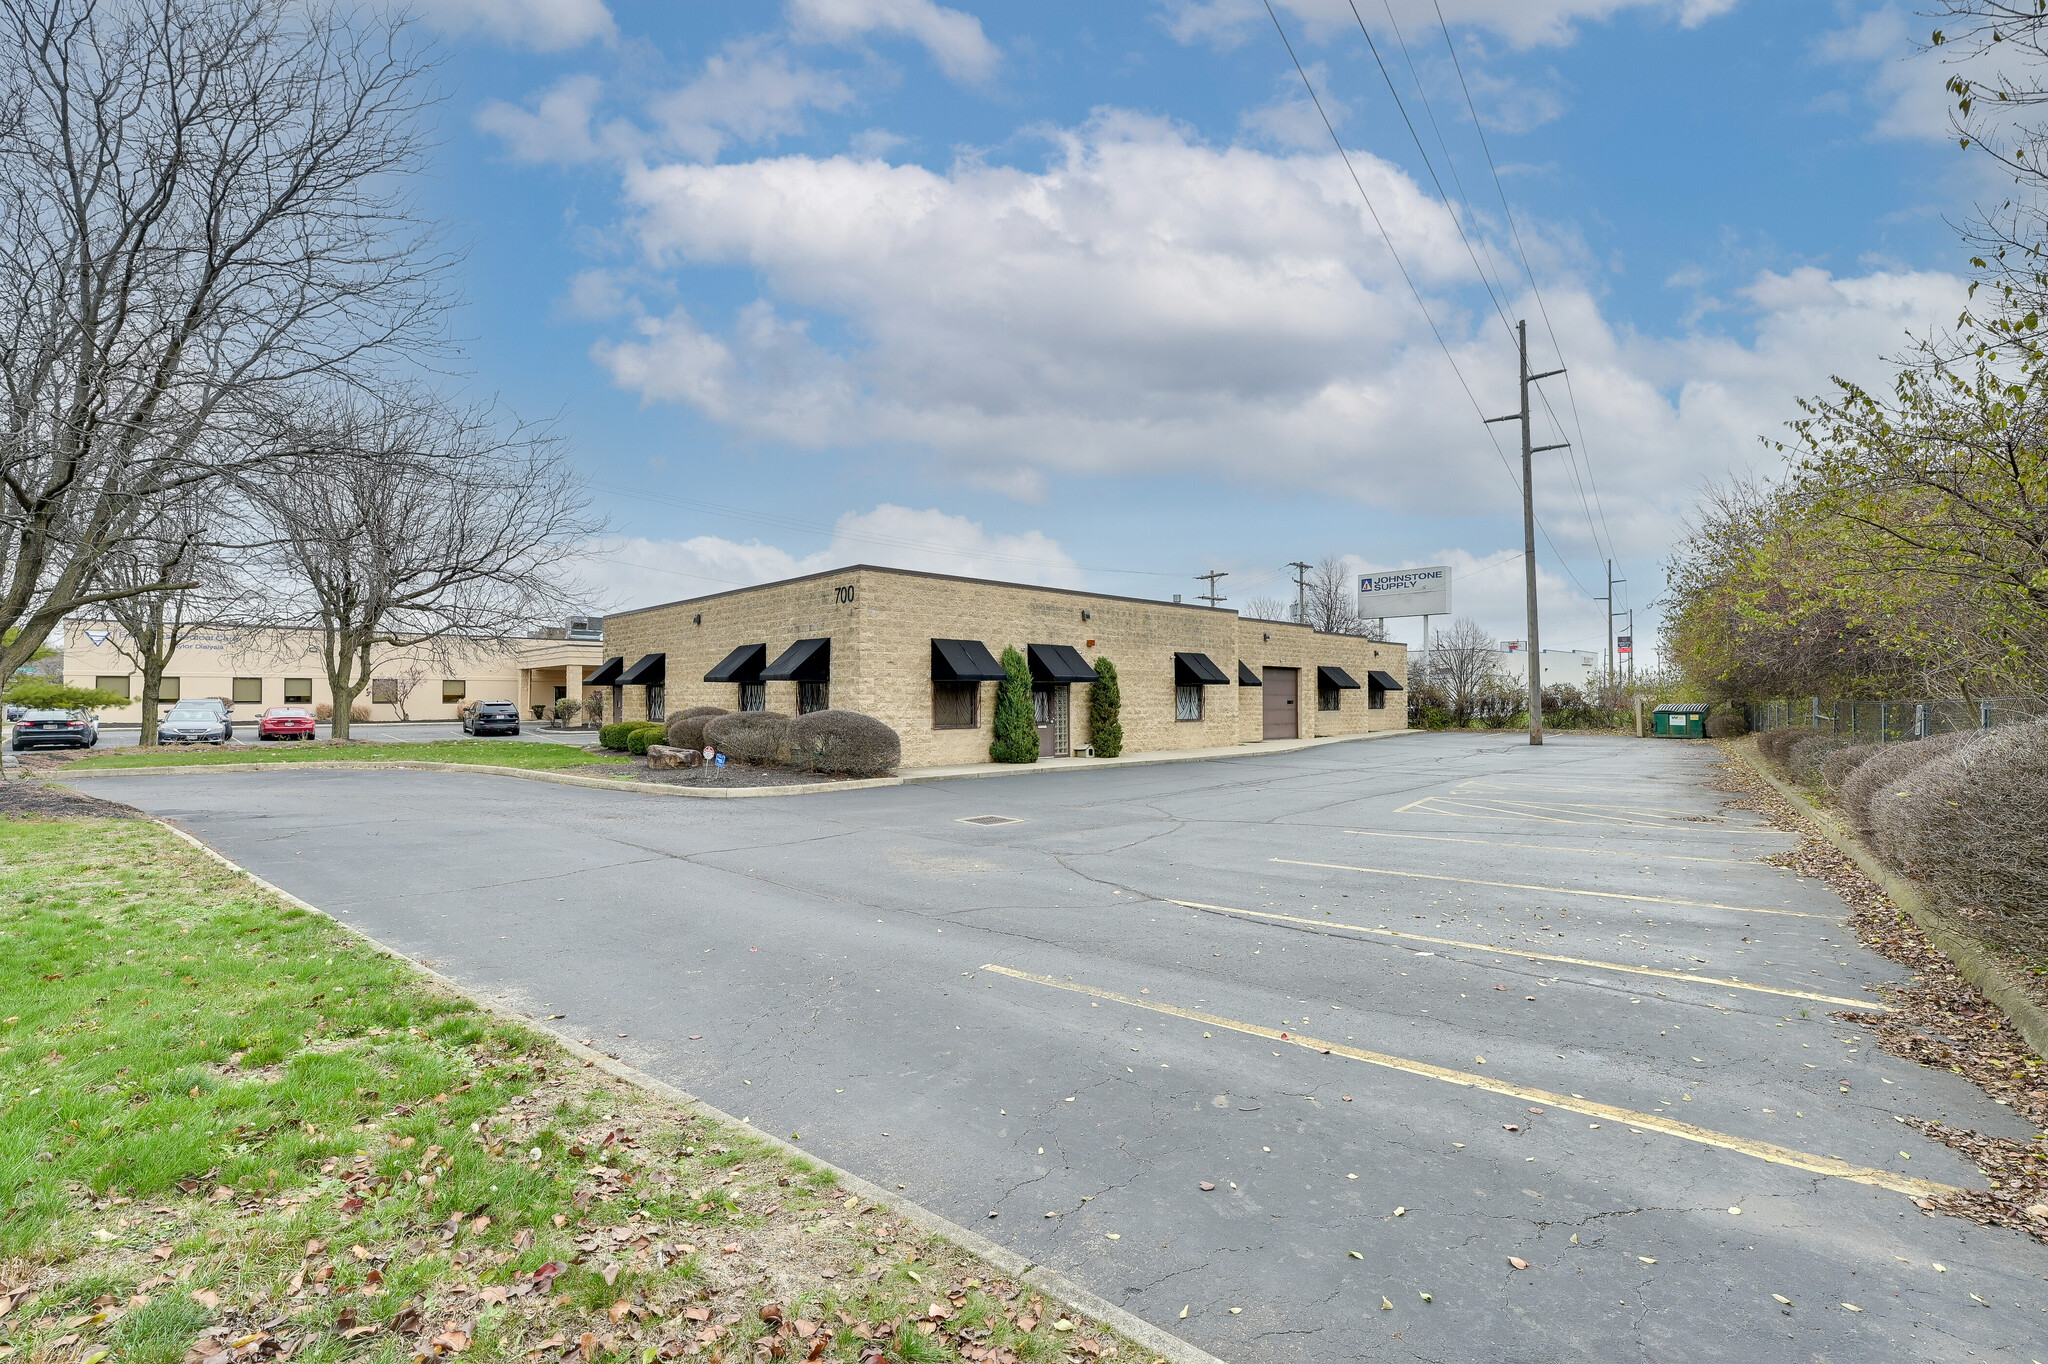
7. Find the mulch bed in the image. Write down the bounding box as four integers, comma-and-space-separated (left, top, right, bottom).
0, 777, 142, 819
1713, 755, 2048, 1245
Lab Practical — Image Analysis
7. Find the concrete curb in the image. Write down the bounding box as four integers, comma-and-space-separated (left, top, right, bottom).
153, 821, 1228, 1364
1729, 744, 2048, 1061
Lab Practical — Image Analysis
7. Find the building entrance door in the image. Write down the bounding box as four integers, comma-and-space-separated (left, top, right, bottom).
1033, 683, 1070, 757
1262, 667, 1298, 739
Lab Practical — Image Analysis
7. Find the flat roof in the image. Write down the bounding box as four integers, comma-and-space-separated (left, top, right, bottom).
607, 562, 1402, 645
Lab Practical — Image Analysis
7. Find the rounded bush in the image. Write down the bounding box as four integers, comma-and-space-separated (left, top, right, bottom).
666, 707, 728, 751
598, 723, 634, 751
1788, 733, 1859, 785
1871, 719, 2048, 953
704, 711, 790, 765
1755, 728, 1807, 767
786, 709, 902, 777
1837, 730, 1977, 838
1818, 742, 1879, 792
625, 723, 667, 756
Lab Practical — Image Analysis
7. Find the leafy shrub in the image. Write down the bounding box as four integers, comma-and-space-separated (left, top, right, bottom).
1088, 658, 1122, 757
3, 678, 132, 711
598, 723, 634, 751
1405, 679, 1458, 729
1818, 742, 1879, 792
1838, 730, 1976, 838
1788, 733, 1860, 785
666, 707, 728, 751
704, 711, 790, 765
1870, 719, 2048, 956
552, 697, 582, 723
990, 646, 1036, 764
625, 723, 667, 756
585, 691, 606, 726
787, 709, 901, 776
1705, 709, 1748, 738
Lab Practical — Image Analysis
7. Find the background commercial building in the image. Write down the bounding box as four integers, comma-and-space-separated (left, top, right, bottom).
62, 620, 605, 723
592, 565, 1406, 767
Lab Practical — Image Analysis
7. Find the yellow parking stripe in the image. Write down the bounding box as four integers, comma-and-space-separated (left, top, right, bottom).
1159, 898, 1887, 1011
980, 965, 1957, 1201
1270, 857, 1830, 920
1342, 829, 1760, 866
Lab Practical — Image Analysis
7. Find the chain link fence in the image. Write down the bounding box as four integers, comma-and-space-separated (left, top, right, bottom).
1746, 696, 2044, 741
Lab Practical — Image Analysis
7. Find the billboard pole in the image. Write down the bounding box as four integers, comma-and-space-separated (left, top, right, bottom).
1487, 319, 1567, 747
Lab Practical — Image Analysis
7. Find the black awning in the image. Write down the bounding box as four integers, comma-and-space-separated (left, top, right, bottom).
1318, 665, 1361, 690
585, 656, 625, 687
1027, 643, 1096, 684
1173, 651, 1230, 686
932, 638, 1006, 683
704, 643, 767, 683
762, 637, 831, 682
1367, 669, 1404, 692
1237, 661, 1262, 686
618, 653, 666, 687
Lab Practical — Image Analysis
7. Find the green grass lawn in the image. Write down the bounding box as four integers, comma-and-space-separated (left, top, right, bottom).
61, 740, 630, 773
0, 818, 1127, 1364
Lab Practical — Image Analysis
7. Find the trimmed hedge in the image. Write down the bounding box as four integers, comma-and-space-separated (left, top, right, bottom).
599, 723, 635, 751
704, 711, 790, 765
787, 709, 901, 777
1756, 727, 1807, 767
1818, 742, 1880, 792
990, 646, 1036, 764
1088, 657, 1122, 758
625, 723, 667, 756
666, 707, 728, 751
1838, 730, 1976, 838
1788, 733, 1860, 785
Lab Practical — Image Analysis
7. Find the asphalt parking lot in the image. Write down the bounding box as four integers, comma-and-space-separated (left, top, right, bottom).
69, 733, 2048, 1362
80, 720, 594, 750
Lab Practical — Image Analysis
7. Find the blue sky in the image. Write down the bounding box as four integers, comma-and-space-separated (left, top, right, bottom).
410, 0, 1978, 659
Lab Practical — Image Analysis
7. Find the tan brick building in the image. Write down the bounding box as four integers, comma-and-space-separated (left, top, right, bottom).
592, 566, 1407, 767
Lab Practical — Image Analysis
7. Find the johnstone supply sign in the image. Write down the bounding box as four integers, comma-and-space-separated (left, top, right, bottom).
1357, 566, 1451, 619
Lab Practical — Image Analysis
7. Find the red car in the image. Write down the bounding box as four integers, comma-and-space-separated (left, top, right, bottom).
257, 706, 317, 741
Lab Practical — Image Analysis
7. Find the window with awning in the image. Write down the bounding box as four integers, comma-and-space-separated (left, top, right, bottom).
762, 637, 831, 682
1367, 668, 1402, 711
1027, 643, 1095, 683
1173, 652, 1230, 686
618, 654, 666, 687
704, 644, 767, 683
930, 638, 1005, 682
1318, 665, 1361, 690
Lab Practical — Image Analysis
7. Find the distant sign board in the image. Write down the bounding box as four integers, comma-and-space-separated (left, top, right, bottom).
1617, 635, 1633, 655
1357, 566, 1451, 618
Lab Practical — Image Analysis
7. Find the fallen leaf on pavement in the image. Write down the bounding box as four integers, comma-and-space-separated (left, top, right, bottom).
1508, 1258, 1528, 1270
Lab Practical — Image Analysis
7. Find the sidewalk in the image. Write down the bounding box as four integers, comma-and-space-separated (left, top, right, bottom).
900, 727, 1418, 783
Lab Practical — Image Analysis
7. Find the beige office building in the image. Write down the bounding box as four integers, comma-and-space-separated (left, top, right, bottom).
591, 565, 1407, 767
63, 622, 605, 723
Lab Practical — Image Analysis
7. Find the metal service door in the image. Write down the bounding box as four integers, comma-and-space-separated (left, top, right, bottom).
1033, 684, 1070, 757
1262, 667, 1298, 739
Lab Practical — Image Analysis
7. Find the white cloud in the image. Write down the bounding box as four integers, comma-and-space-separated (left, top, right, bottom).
475, 74, 610, 164
650, 40, 857, 162
789, 0, 1001, 83
1158, 0, 1736, 53
576, 505, 1083, 611
419, 0, 614, 51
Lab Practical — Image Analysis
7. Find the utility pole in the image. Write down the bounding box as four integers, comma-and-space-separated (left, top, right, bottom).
1602, 559, 1625, 698
1195, 570, 1230, 608
1287, 561, 1312, 625
1486, 319, 1567, 747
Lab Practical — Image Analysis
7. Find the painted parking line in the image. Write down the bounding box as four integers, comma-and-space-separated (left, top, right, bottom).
1342, 829, 1764, 866
1394, 794, 1779, 832
980, 964, 1956, 1200
1269, 857, 1831, 920
1160, 898, 1887, 1011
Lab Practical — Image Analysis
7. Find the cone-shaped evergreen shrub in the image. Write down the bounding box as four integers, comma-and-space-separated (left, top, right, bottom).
1089, 657, 1123, 757
990, 646, 1037, 763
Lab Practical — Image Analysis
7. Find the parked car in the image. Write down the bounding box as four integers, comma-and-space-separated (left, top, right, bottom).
173, 697, 234, 740
257, 706, 317, 741
462, 700, 521, 736
10, 709, 98, 751
158, 705, 231, 745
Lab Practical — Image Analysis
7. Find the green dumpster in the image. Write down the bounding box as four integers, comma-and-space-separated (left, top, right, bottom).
1651, 702, 1710, 738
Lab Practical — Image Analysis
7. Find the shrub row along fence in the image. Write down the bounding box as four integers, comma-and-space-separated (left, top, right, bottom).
1746, 697, 2043, 742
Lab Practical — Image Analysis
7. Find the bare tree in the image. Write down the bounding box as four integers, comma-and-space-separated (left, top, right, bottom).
375, 659, 430, 721
251, 389, 601, 739
1424, 616, 1500, 722
0, 0, 447, 687
1302, 556, 1389, 638
1241, 594, 1291, 623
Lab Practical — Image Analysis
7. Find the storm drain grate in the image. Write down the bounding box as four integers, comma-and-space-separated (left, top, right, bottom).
958, 815, 1025, 827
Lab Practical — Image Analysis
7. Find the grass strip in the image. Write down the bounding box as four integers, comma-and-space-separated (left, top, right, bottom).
59, 740, 628, 773
0, 817, 1136, 1364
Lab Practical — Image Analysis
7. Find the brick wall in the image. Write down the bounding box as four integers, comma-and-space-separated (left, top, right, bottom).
604, 567, 1408, 766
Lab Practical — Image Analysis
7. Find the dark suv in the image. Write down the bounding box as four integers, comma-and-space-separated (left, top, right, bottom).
462, 700, 521, 736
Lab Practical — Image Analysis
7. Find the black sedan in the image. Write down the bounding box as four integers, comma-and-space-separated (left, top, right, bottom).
462, 701, 521, 736
11, 709, 100, 750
